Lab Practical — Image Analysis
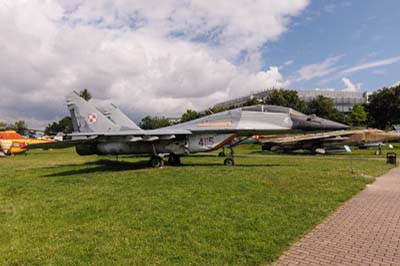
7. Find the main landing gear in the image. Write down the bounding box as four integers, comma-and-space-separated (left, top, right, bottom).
168, 153, 181, 166
149, 156, 164, 168
148, 143, 165, 168
148, 153, 181, 168
218, 147, 226, 157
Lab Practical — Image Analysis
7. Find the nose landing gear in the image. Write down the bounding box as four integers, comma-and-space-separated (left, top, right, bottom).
220, 136, 251, 166
224, 157, 234, 166
223, 146, 235, 166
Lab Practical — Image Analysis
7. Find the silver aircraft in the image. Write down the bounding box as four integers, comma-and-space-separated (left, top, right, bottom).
29, 92, 348, 167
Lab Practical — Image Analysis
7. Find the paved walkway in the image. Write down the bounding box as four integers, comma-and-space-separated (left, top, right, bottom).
275, 166, 400, 266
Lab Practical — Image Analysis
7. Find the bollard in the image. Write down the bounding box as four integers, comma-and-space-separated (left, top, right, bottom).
386, 152, 397, 165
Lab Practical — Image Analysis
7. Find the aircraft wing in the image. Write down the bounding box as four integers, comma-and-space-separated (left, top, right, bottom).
70, 128, 192, 137
29, 129, 193, 150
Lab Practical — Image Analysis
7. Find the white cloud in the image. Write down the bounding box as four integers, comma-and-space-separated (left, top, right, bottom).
314, 88, 335, 91
391, 81, 400, 88
341, 56, 400, 75
372, 69, 385, 75
324, 4, 336, 13
284, 60, 295, 66
278, 60, 294, 70
0, 0, 308, 127
341, 77, 361, 92
294, 56, 341, 82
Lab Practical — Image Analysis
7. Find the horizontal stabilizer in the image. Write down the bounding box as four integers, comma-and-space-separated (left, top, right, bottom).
27, 139, 90, 150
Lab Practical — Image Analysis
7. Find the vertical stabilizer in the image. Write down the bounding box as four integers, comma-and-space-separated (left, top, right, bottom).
102, 104, 143, 132
67, 92, 121, 133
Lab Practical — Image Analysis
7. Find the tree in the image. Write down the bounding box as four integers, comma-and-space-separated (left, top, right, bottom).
45, 116, 73, 135
11, 120, 28, 134
0, 120, 27, 133
209, 106, 226, 114
243, 96, 260, 106
305, 95, 346, 123
349, 104, 367, 127
305, 95, 335, 118
79, 89, 92, 101
0, 121, 6, 131
263, 89, 306, 112
366, 85, 400, 129
139, 116, 171, 129
201, 106, 227, 116
180, 109, 201, 123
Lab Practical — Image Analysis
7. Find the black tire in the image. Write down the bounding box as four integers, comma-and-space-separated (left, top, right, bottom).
168, 154, 181, 166
218, 151, 226, 157
224, 158, 235, 166
149, 156, 164, 168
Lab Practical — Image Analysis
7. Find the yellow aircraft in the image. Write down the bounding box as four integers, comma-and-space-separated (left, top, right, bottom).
0, 130, 53, 156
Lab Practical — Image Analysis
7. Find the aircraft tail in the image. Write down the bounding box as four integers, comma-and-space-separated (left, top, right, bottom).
102, 104, 143, 132
67, 92, 121, 133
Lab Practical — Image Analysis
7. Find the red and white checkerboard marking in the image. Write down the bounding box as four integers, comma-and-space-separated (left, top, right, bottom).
87, 113, 97, 124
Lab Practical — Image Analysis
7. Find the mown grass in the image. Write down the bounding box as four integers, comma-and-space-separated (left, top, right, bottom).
249, 142, 400, 158
0, 146, 395, 266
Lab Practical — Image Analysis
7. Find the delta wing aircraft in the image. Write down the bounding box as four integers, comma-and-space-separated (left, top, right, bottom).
29, 92, 348, 167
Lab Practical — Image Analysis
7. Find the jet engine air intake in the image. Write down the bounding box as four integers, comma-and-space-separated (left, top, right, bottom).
76, 144, 98, 155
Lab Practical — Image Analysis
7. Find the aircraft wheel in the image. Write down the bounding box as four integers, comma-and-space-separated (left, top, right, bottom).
168, 153, 181, 166
149, 156, 164, 168
224, 158, 235, 166
218, 151, 226, 157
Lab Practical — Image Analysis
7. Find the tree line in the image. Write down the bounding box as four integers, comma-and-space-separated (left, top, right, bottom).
0, 120, 28, 134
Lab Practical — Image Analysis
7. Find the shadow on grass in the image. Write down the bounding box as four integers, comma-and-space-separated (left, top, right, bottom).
43, 158, 294, 177
43, 159, 149, 177
180, 162, 290, 167
249, 150, 317, 156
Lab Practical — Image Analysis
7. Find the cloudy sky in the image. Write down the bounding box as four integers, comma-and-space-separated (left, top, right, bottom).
1, 0, 399, 128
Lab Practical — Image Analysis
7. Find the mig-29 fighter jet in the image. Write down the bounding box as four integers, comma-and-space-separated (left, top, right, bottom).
29, 92, 348, 167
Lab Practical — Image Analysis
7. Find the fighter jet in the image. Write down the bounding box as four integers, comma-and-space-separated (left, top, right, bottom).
258, 129, 400, 154
28, 92, 348, 167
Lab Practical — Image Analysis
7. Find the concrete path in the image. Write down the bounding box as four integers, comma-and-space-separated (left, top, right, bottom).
275, 166, 400, 266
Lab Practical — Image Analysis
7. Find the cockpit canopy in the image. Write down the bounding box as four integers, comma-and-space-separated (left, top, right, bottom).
241, 105, 305, 116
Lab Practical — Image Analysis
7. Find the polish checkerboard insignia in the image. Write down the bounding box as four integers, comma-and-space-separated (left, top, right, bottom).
88, 113, 97, 124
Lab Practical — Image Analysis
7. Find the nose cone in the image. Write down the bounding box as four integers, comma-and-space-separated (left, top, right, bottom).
317, 118, 350, 130
291, 114, 349, 131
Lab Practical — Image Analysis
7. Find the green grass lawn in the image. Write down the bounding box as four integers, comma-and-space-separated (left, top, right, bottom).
249, 141, 400, 158
0, 146, 395, 266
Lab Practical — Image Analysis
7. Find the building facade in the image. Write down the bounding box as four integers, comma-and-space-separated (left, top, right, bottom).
213, 89, 369, 112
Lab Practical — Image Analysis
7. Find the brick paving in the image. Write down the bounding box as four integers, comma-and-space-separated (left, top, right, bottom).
274, 166, 400, 266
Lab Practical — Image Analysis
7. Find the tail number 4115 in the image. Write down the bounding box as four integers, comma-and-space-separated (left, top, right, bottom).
198, 137, 214, 146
